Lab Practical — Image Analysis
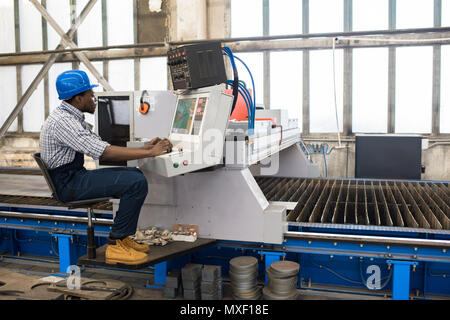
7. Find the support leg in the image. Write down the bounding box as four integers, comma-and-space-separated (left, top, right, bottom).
387, 260, 418, 300
54, 234, 74, 274
258, 251, 286, 285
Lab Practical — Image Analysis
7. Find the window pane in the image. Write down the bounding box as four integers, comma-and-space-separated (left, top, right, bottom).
395, 47, 433, 134
77, 0, 102, 48
48, 63, 73, 114
19, 0, 43, 52
140, 57, 168, 91
0, 0, 15, 53
270, 51, 302, 129
22, 65, 45, 132
310, 0, 343, 34
233, 52, 264, 106
353, 0, 388, 31
396, 0, 433, 29
46, 0, 70, 49
107, 0, 134, 45
231, 0, 262, 37
0, 67, 18, 131
310, 49, 343, 133
441, 45, 450, 133
109, 59, 134, 91
269, 0, 301, 36
443, 0, 450, 27
353, 48, 388, 133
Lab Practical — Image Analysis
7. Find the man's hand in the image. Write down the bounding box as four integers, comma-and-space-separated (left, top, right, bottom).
143, 137, 162, 150
149, 139, 173, 157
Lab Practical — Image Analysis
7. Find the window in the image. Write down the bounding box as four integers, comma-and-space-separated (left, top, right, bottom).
310, 49, 343, 133
19, 0, 43, 52
231, 0, 263, 38
353, 48, 389, 133
46, 0, 71, 49
48, 63, 73, 114
107, 0, 134, 46
353, 0, 388, 31
395, 46, 433, 134
22, 65, 45, 132
270, 51, 302, 128
233, 52, 264, 106
269, 0, 302, 36
441, 45, 450, 133
77, 0, 103, 48
396, 0, 433, 29
140, 57, 168, 91
309, 0, 343, 34
443, 0, 450, 27
108, 59, 135, 91
0, 67, 18, 132
0, 0, 15, 53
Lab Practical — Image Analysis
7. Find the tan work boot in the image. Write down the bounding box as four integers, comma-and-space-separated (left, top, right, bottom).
105, 239, 148, 265
121, 236, 150, 253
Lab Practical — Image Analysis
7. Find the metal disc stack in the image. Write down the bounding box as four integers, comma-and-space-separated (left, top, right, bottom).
229, 256, 261, 300
263, 260, 299, 300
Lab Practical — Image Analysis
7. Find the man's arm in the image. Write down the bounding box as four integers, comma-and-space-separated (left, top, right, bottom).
100, 139, 172, 162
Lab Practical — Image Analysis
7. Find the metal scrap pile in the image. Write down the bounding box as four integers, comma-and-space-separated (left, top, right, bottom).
132, 227, 173, 246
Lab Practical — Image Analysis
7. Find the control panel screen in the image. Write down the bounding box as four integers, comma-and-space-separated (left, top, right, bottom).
191, 97, 208, 135
172, 98, 197, 134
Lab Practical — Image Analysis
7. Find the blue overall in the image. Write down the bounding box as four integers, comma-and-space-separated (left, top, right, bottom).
49, 152, 148, 239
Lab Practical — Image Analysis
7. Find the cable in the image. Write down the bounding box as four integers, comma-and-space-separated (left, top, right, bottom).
322, 145, 328, 178
331, 38, 342, 148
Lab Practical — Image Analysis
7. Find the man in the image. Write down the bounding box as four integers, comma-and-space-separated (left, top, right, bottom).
40, 70, 172, 265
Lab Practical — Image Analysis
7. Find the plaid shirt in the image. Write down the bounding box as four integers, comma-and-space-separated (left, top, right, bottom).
40, 101, 110, 169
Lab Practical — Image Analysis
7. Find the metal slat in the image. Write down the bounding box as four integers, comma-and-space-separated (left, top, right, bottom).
368, 182, 381, 225
382, 182, 404, 227
287, 179, 309, 203
397, 182, 433, 229
423, 183, 450, 220
309, 180, 331, 223
286, 179, 314, 222
412, 182, 450, 230
280, 179, 302, 202
391, 182, 419, 228
331, 180, 347, 224
406, 182, 443, 230
375, 182, 394, 227
320, 180, 338, 223
296, 180, 322, 222
271, 178, 298, 201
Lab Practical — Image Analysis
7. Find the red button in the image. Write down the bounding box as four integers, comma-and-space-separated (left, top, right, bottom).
183, 161, 188, 166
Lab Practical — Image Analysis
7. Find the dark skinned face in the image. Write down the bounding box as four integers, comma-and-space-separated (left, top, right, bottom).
72, 90, 97, 114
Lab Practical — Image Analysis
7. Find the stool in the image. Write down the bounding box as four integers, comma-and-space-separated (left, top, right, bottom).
32, 153, 110, 260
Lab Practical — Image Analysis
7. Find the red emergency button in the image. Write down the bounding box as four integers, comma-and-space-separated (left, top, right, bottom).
183, 160, 188, 166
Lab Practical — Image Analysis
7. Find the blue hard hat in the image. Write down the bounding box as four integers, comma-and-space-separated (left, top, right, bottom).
56, 70, 99, 100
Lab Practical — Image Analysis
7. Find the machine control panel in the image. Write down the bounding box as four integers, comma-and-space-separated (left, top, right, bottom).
137, 85, 233, 177
167, 42, 227, 90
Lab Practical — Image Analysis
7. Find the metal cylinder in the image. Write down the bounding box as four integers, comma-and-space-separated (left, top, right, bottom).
263, 261, 300, 300
229, 256, 261, 300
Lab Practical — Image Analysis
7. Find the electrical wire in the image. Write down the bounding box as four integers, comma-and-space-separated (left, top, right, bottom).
331, 38, 342, 148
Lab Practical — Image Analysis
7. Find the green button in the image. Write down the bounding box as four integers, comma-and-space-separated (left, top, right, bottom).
173, 163, 179, 168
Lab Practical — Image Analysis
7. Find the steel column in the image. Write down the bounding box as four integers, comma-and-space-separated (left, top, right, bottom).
54, 233, 74, 274
387, 260, 418, 300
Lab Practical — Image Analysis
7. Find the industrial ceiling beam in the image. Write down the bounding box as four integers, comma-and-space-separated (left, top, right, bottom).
0, 0, 99, 140
1, 29, 450, 67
